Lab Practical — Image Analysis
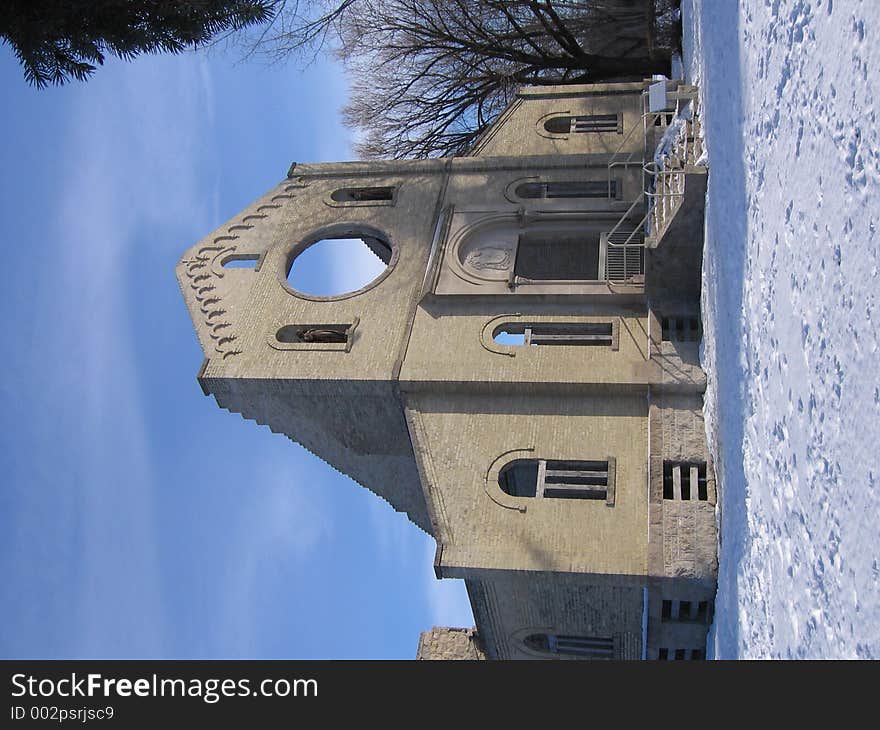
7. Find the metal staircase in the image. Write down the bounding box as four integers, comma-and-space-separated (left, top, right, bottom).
603, 80, 704, 283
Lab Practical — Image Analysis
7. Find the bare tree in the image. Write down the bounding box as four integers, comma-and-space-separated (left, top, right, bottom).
338, 0, 672, 158
218, 0, 354, 62
234, 0, 678, 158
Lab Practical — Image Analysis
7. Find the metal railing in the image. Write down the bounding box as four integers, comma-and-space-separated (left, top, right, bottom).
606, 108, 672, 189
602, 81, 702, 280
645, 162, 685, 238
606, 80, 682, 189
602, 193, 648, 283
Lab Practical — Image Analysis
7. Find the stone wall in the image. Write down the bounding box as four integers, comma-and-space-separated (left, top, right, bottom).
416, 627, 486, 660
471, 83, 646, 158
407, 392, 649, 578
177, 80, 717, 661
466, 573, 644, 660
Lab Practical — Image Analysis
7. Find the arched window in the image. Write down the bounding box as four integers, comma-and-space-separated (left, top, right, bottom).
450, 215, 645, 292
543, 114, 621, 135
330, 186, 396, 204
493, 322, 616, 348
270, 319, 360, 353
498, 458, 615, 504
514, 180, 617, 200
524, 633, 614, 658
276, 325, 349, 344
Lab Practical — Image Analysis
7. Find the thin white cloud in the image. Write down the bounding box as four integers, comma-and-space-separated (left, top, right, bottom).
112, 54, 218, 234
216, 452, 333, 656
25, 53, 218, 656
302, 61, 354, 161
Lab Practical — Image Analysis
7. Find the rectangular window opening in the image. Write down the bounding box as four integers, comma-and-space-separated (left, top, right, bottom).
662, 462, 674, 500
516, 181, 617, 199
276, 324, 350, 345
697, 601, 709, 622
554, 635, 614, 657
500, 457, 615, 505
698, 463, 708, 501
530, 323, 613, 347
496, 322, 614, 348
221, 254, 260, 269
662, 599, 713, 624
571, 114, 619, 134
515, 231, 601, 281
548, 181, 617, 198
658, 648, 669, 660
331, 186, 395, 203
661, 316, 702, 342
663, 461, 709, 501
542, 459, 609, 500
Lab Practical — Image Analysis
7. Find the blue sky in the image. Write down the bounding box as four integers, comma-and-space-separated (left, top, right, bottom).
0, 42, 472, 658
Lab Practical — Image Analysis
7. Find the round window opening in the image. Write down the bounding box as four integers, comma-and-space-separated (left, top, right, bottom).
286, 233, 393, 298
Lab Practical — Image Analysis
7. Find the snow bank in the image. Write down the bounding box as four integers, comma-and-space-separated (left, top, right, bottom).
682, 0, 880, 658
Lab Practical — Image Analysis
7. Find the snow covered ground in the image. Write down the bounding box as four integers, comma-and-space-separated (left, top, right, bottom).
681, 0, 880, 658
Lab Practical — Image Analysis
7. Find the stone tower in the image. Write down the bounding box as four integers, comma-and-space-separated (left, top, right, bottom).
177, 80, 716, 660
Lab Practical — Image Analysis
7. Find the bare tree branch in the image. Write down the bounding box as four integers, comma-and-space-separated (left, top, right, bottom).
230, 0, 679, 157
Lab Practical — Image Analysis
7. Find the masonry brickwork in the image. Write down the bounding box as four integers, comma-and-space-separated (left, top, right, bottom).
416, 627, 486, 660
178, 79, 715, 660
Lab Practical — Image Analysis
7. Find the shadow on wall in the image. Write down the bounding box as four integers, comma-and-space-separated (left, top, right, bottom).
684, 0, 749, 658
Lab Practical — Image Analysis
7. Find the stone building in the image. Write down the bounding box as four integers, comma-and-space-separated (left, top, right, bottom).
176, 78, 715, 660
